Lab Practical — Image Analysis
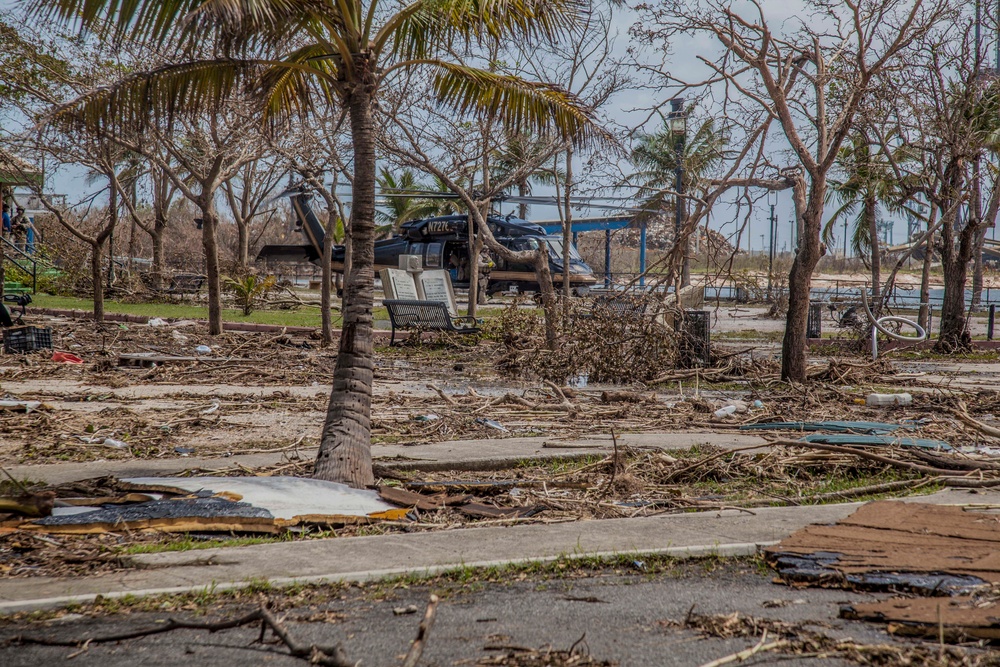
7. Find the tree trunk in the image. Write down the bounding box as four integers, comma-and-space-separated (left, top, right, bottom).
919, 234, 933, 332
535, 249, 558, 350
934, 170, 979, 354
518, 181, 528, 220
866, 197, 880, 303
938, 259, 969, 350
237, 219, 251, 271
780, 178, 822, 382
467, 212, 478, 318
321, 214, 334, 346
314, 83, 376, 488
151, 220, 165, 292
562, 148, 573, 310
91, 239, 105, 323
200, 199, 223, 336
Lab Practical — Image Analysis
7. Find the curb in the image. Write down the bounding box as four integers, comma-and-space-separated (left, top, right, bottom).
0, 541, 772, 615
31, 308, 409, 340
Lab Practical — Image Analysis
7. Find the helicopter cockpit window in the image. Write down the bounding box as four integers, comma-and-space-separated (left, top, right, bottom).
511, 238, 541, 252
546, 238, 582, 261
425, 242, 442, 268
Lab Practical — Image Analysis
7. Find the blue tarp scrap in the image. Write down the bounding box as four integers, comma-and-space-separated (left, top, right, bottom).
739, 421, 917, 434
800, 433, 952, 451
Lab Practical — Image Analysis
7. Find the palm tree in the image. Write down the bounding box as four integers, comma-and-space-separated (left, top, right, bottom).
492, 131, 560, 219
628, 115, 728, 281
375, 167, 441, 237
31, 0, 602, 488
824, 135, 907, 303
630, 116, 728, 219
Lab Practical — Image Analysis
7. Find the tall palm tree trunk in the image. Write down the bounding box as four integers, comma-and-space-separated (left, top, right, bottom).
314, 84, 376, 488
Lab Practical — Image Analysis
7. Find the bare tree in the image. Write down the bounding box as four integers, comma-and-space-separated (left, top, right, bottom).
268, 116, 353, 346
223, 156, 288, 271
630, 0, 949, 380
890, 32, 1000, 350
514, 3, 631, 304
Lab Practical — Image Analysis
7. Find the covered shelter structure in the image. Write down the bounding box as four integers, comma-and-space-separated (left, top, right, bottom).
538, 216, 644, 287
0, 152, 43, 205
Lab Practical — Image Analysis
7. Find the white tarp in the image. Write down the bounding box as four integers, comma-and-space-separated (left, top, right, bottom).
122, 476, 396, 520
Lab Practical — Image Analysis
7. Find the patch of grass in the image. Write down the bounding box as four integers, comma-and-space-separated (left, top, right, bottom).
714, 330, 784, 342
30, 293, 356, 328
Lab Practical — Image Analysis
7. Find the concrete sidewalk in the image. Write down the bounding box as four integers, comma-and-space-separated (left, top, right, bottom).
6, 431, 769, 486
0, 488, 985, 615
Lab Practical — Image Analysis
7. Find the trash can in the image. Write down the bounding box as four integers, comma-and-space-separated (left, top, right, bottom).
679, 310, 711, 367
807, 302, 822, 339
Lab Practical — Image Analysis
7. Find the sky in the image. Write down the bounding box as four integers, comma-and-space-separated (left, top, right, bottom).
4, 0, 994, 256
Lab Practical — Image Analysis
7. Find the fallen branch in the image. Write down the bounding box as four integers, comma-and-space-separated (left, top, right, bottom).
401, 594, 439, 667
769, 440, 963, 476
697, 631, 789, 667
950, 404, 1000, 439
426, 384, 457, 406
9, 606, 353, 667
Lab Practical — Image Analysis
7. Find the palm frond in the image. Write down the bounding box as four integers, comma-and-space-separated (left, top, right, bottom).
259, 43, 341, 122
48, 58, 259, 133
26, 0, 201, 44
387, 0, 584, 61
183, 0, 346, 53
429, 62, 606, 148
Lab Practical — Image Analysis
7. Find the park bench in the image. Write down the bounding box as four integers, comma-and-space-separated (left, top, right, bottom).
166, 273, 207, 294
585, 294, 650, 321
383, 299, 480, 346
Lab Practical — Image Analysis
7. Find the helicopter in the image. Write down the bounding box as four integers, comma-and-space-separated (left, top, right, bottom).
257, 189, 599, 295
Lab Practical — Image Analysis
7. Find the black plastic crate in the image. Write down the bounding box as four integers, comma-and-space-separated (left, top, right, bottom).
3, 326, 53, 353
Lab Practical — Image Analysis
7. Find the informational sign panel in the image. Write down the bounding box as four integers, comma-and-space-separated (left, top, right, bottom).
420, 270, 458, 315
380, 268, 420, 301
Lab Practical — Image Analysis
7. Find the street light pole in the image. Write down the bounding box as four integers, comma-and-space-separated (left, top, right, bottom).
767, 190, 777, 298
667, 97, 689, 287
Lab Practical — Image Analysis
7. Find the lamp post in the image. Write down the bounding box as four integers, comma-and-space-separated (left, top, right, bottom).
668, 97, 688, 287
766, 189, 777, 299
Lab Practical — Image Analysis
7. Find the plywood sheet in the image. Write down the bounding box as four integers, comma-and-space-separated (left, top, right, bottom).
842, 596, 1000, 641
766, 501, 1000, 594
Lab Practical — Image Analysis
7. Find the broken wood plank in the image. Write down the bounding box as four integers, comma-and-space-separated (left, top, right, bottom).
842, 596, 1000, 642
377, 485, 444, 511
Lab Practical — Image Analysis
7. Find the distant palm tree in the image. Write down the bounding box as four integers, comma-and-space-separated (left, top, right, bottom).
375, 168, 442, 237
627, 115, 728, 268
30, 0, 602, 488
492, 131, 560, 219
824, 135, 908, 301
630, 116, 728, 222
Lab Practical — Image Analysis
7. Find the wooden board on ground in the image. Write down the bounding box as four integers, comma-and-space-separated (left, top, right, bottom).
842, 596, 1000, 642
766, 501, 1000, 593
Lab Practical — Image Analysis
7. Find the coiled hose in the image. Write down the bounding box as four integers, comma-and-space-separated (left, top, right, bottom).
860, 285, 927, 360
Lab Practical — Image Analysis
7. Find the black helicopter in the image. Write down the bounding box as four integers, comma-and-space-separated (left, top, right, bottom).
257, 190, 598, 295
